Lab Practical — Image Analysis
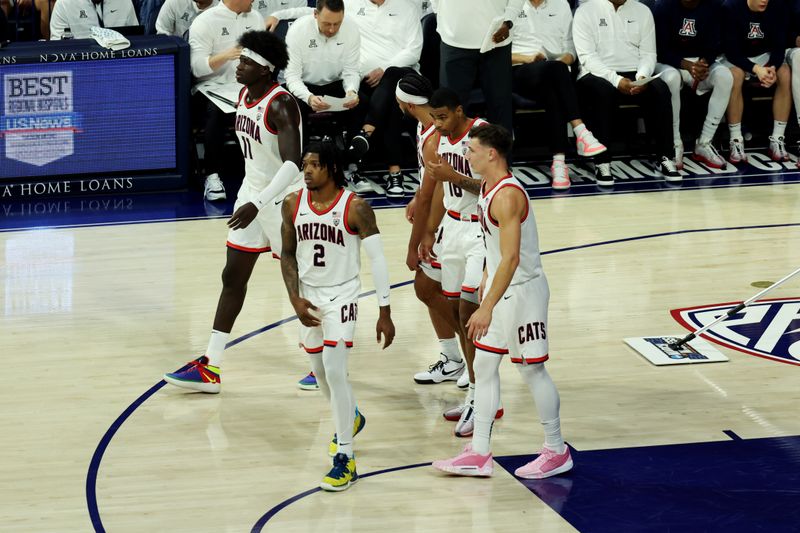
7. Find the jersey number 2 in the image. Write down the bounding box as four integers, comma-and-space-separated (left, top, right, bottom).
313, 244, 325, 267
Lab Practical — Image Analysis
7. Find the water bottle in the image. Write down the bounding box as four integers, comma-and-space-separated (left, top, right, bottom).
62, 27, 74, 40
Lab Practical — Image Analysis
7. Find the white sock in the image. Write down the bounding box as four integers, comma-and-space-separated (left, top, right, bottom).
517, 363, 566, 454
308, 354, 330, 400
553, 154, 566, 165
728, 122, 743, 141
699, 66, 732, 144
471, 350, 502, 456
792, 52, 800, 126
205, 330, 229, 367
466, 382, 475, 403
322, 341, 355, 458
772, 120, 787, 139
573, 123, 587, 137
440, 337, 461, 363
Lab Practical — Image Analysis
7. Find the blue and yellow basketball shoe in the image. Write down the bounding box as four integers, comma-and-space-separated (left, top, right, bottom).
320, 453, 358, 492
329, 409, 366, 456
163, 356, 221, 394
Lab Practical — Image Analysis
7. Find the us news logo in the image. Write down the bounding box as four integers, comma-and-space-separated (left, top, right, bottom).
671, 298, 800, 366
2, 71, 81, 166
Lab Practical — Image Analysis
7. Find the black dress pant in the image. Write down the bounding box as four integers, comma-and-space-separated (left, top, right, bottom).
440, 42, 513, 133
576, 72, 673, 164
196, 94, 236, 177
513, 60, 581, 154
360, 66, 416, 167
297, 80, 367, 142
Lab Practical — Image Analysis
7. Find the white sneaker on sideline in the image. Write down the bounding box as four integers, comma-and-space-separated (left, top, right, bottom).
729, 138, 747, 164
456, 372, 469, 389
204, 174, 226, 201
768, 135, 789, 162
692, 141, 727, 169
551, 160, 570, 190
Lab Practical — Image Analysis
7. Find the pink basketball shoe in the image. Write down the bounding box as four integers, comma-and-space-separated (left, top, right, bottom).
514, 446, 573, 479
432, 444, 493, 477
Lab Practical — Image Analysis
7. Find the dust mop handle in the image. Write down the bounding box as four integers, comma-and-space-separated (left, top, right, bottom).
675, 265, 800, 347
741, 266, 800, 306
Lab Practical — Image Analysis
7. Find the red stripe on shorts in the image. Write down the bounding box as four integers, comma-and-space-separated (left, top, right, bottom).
474, 341, 509, 355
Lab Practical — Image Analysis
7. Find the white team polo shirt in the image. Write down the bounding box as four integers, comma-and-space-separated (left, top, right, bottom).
188, 2, 265, 86
348, 0, 423, 75
156, 0, 217, 38
572, 0, 656, 87
433, 0, 525, 50
511, 0, 575, 59
50, 0, 139, 39
284, 13, 362, 103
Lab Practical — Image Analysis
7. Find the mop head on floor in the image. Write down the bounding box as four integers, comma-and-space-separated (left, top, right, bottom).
624, 336, 729, 366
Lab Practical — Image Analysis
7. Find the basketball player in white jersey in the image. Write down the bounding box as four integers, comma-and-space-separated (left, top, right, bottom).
164, 30, 307, 393
281, 140, 395, 491
395, 73, 466, 386
420, 88, 503, 437
433, 124, 572, 480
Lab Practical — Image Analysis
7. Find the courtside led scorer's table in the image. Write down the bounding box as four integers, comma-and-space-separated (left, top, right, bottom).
0, 36, 190, 199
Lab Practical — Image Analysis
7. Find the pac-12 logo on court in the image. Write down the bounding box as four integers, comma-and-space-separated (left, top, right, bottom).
671, 298, 800, 366
2, 71, 80, 166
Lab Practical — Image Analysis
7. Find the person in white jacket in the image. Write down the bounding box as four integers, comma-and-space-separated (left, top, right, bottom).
433, 0, 524, 133
253, 0, 306, 19
50, 0, 138, 39
510, 0, 606, 190
572, 0, 679, 185
155, 0, 216, 39
284, 0, 364, 143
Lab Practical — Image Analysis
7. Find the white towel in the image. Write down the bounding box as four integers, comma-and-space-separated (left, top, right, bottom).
90, 26, 131, 51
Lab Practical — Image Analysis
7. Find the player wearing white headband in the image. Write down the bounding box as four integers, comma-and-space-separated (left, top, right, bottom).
164, 30, 309, 394
395, 72, 467, 388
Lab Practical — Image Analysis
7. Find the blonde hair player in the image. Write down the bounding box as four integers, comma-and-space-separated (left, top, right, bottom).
280, 140, 396, 492
432, 123, 573, 480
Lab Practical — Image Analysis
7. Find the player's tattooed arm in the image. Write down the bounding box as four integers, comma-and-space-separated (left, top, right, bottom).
280, 192, 321, 327
451, 173, 482, 195
348, 196, 380, 240
280, 192, 301, 300
426, 155, 481, 195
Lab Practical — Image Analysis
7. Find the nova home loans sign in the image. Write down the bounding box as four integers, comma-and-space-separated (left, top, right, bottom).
2, 71, 81, 166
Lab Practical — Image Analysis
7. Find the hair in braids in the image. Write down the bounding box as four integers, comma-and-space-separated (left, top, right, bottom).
397, 72, 434, 102
304, 138, 347, 188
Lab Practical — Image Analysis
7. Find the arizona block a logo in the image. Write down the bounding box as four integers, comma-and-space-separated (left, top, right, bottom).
678, 18, 696, 37
671, 298, 800, 366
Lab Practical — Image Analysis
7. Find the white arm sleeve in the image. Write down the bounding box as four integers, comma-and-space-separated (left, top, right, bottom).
362, 234, 391, 307
253, 160, 301, 210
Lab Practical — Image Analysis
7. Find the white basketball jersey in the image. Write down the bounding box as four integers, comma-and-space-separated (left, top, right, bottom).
293, 187, 361, 287
437, 117, 487, 216
477, 174, 543, 286
235, 84, 303, 191
416, 122, 438, 184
